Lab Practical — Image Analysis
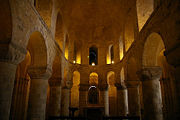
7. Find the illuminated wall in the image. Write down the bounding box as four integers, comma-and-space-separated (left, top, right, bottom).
136, 0, 154, 31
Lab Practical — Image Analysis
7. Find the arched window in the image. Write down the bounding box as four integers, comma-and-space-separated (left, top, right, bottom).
119, 36, 124, 60
65, 35, 69, 60
89, 47, 98, 65
107, 45, 114, 64
88, 86, 99, 104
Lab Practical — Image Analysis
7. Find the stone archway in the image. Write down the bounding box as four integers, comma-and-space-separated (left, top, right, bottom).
139, 32, 166, 120
26, 31, 50, 120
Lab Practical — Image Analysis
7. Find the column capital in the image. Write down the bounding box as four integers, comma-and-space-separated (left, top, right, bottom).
79, 84, 90, 91
115, 83, 127, 90
98, 84, 109, 91
28, 66, 52, 79
0, 42, 26, 65
126, 81, 140, 88
48, 77, 62, 86
137, 66, 162, 81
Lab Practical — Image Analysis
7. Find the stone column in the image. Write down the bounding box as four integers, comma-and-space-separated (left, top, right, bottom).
138, 67, 163, 120
27, 67, 52, 120
115, 83, 128, 116
61, 80, 72, 116
0, 62, 18, 120
126, 81, 141, 117
79, 84, 89, 116
61, 87, 70, 116
48, 78, 62, 117
99, 84, 109, 116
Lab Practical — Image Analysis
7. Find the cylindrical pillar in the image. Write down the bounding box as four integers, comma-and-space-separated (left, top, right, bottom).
0, 62, 17, 120
48, 78, 62, 117
126, 81, 141, 117
138, 67, 163, 120
115, 83, 128, 116
61, 87, 70, 116
27, 67, 52, 120
99, 84, 109, 116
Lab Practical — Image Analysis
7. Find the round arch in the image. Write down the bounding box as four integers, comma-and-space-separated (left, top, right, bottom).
27, 31, 47, 67
107, 71, 115, 85
143, 32, 165, 67
89, 72, 98, 86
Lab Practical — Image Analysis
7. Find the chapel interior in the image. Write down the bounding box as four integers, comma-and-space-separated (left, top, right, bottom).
0, 0, 180, 120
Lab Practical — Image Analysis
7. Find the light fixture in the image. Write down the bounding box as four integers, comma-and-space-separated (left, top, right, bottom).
73, 60, 76, 64
111, 61, 114, 64
92, 62, 95, 66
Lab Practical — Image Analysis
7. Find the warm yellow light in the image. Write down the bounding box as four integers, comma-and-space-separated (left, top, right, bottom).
92, 62, 95, 66
73, 60, 76, 64
111, 61, 114, 64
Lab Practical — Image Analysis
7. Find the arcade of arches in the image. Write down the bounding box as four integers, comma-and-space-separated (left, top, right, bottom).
0, 0, 180, 120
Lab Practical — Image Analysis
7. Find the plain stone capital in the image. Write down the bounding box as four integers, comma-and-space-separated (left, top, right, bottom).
137, 66, 162, 81
28, 66, 52, 79
0, 43, 26, 65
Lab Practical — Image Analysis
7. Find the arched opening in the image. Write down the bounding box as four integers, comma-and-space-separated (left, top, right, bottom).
89, 47, 98, 65
27, 31, 47, 67
70, 71, 80, 116
0, 1, 12, 55
107, 71, 117, 116
73, 42, 81, 64
46, 53, 62, 118
107, 45, 114, 64
88, 86, 99, 104
26, 31, 48, 119
143, 33, 165, 66
65, 35, 69, 60
10, 31, 47, 119
143, 32, 175, 119
88, 72, 99, 104
34, 0, 53, 28
119, 36, 124, 60
136, 0, 154, 31
10, 51, 31, 120
124, 15, 134, 52
89, 72, 98, 86
55, 12, 65, 51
